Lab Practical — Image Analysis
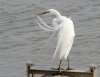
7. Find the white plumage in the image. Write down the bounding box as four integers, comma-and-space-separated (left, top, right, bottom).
54, 17, 75, 60
37, 9, 75, 70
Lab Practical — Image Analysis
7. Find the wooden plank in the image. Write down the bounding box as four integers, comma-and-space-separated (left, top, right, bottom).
28, 69, 93, 77
26, 61, 97, 77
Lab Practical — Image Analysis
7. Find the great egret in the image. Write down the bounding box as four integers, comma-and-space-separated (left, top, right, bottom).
37, 9, 75, 70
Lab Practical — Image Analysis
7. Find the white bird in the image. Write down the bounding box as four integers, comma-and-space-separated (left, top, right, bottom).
37, 9, 75, 70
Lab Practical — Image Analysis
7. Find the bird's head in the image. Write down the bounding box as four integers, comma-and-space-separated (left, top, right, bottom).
38, 9, 60, 16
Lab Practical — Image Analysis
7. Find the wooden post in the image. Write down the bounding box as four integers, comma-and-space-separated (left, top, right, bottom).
26, 60, 34, 77
90, 64, 97, 77
31, 66, 35, 77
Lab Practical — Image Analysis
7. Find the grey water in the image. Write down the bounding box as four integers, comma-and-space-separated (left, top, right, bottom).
0, 0, 100, 77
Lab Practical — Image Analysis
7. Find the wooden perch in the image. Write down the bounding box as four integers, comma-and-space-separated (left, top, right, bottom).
26, 61, 97, 77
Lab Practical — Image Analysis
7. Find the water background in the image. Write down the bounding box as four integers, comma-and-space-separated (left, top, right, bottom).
0, 0, 100, 77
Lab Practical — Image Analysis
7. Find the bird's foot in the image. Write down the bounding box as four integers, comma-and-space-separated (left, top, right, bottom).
51, 67, 64, 70
66, 67, 73, 70
51, 67, 64, 73
57, 67, 61, 72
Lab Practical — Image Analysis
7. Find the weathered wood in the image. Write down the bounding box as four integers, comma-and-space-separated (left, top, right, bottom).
90, 64, 97, 77
26, 61, 97, 77
28, 69, 93, 77
26, 60, 34, 77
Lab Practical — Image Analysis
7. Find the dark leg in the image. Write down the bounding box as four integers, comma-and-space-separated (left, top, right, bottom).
58, 59, 62, 70
67, 56, 70, 70
50, 59, 63, 71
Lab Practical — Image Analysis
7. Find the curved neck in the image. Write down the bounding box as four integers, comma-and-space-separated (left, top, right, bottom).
55, 12, 61, 19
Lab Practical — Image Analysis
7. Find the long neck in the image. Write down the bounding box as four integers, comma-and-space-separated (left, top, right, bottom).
55, 13, 63, 22
55, 12, 61, 20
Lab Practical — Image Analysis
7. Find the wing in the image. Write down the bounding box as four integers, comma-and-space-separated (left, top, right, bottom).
53, 30, 63, 59
59, 19, 75, 60
60, 36, 74, 60
53, 18, 75, 60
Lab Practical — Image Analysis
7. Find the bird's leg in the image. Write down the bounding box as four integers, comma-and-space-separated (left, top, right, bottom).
51, 59, 63, 71
66, 56, 70, 70
58, 59, 62, 70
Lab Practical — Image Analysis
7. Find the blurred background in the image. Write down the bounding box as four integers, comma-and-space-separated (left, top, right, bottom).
0, 0, 100, 77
